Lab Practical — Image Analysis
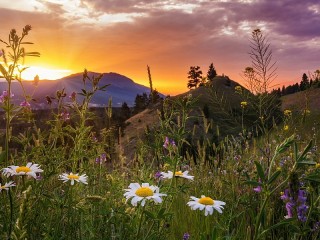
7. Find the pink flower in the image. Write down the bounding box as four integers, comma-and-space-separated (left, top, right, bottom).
20, 100, 31, 108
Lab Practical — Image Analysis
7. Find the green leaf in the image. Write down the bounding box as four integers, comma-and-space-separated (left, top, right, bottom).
254, 161, 265, 182
297, 140, 313, 162
157, 208, 166, 219
144, 210, 156, 219
0, 64, 7, 77
304, 173, 320, 183
267, 170, 281, 185
297, 161, 316, 166
277, 134, 295, 154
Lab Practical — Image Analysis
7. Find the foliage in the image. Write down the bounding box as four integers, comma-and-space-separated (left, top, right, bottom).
0, 26, 320, 240
187, 66, 203, 89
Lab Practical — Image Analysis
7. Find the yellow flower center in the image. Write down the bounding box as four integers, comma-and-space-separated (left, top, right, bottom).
16, 166, 31, 173
67, 174, 79, 180
175, 171, 183, 176
198, 197, 214, 205
0, 186, 5, 189
135, 187, 154, 197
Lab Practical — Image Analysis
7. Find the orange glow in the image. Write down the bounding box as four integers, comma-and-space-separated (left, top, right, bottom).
21, 66, 72, 80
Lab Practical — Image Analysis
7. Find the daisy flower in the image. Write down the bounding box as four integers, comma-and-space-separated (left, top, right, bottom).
59, 172, 88, 185
124, 183, 167, 207
0, 181, 16, 192
161, 170, 194, 181
2, 162, 43, 179
187, 195, 226, 216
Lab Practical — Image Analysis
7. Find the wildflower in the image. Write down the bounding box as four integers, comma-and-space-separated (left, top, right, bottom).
161, 170, 194, 181
253, 185, 262, 193
0, 90, 14, 103
235, 86, 242, 92
69, 91, 77, 101
2, 162, 43, 179
297, 189, 308, 222
0, 181, 16, 192
240, 101, 248, 108
163, 136, 176, 149
280, 188, 309, 222
95, 153, 107, 164
187, 195, 226, 216
284, 109, 292, 117
154, 171, 163, 180
20, 100, 31, 108
60, 111, 70, 121
283, 125, 289, 131
124, 183, 167, 207
59, 172, 88, 185
183, 232, 190, 240
315, 163, 320, 169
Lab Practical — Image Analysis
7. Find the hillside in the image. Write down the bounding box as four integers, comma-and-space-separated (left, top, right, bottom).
120, 76, 246, 161
281, 88, 320, 112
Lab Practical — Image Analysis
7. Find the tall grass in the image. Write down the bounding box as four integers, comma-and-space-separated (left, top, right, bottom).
0, 26, 319, 240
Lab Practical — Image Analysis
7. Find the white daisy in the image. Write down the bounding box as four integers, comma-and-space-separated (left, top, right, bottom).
161, 170, 194, 181
59, 172, 88, 185
2, 162, 43, 179
187, 195, 226, 216
0, 181, 16, 192
124, 183, 167, 207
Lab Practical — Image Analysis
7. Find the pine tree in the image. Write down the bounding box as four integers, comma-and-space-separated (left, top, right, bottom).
207, 63, 217, 82
187, 66, 202, 89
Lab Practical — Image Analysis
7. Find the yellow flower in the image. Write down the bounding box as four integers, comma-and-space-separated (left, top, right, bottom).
283, 125, 289, 131
316, 163, 320, 169
302, 109, 311, 115
235, 86, 242, 92
284, 109, 292, 117
241, 101, 248, 108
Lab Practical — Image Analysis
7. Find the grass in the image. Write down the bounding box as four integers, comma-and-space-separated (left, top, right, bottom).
0, 25, 320, 240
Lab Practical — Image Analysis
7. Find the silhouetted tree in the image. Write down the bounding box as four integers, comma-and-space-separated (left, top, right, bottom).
187, 66, 202, 89
207, 63, 217, 82
120, 102, 131, 121
300, 73, 309, 91
133, 93, 149, 113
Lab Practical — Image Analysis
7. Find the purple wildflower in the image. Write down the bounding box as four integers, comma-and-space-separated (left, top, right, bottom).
154, 171, 163, 180
281, 188, 309, 222
253, 185, 262, 193
285, 202, 295, 219
163, 136, 176, 149
312, 222, 320, 232
96, 153, 107, 164
183, 233, 190, 240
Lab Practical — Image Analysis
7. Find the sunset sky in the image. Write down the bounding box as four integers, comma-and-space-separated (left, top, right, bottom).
0, 0, 319, 95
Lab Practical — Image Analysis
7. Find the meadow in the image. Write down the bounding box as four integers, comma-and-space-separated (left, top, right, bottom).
0, 26, 319, 240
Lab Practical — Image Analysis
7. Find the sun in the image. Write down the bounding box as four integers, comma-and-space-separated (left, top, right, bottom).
21, 66, 72, 80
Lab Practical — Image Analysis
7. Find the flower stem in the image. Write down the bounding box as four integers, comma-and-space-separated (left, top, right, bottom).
136, 203, 146, 239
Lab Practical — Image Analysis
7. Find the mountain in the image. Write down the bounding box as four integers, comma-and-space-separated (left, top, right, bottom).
0, 72, 155, 108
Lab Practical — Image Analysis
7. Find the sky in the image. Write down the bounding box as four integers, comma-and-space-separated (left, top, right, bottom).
0, 0, 319, 95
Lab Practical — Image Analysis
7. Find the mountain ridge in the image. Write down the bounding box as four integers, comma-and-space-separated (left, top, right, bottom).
0, 72, 155, 108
